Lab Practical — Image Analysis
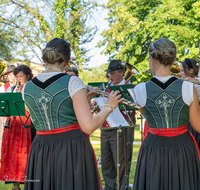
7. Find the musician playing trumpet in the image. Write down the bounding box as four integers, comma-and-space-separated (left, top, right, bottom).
179, 58, 200, 150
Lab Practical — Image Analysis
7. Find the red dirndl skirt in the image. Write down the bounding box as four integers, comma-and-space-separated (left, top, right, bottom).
0, 111, 32, 183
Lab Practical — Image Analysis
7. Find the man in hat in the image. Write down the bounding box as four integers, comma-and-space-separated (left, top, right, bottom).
101, 59, 135, 190
0, 64, 15, 92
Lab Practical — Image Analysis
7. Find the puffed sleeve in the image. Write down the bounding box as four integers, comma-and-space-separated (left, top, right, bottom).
68, 76, 86, 98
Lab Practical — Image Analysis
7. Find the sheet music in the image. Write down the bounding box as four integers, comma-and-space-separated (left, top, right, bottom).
95, 97, 130, 127
127, 88, 136, 103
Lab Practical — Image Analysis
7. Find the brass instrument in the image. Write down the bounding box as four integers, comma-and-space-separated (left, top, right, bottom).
170, 61, 200, 84
86, 85, 140, 109
170, 61, 181, 75
0, 61, 7, 85
0, 61, 6, 76
145, 63, 200, 85
123, 62, 140, 81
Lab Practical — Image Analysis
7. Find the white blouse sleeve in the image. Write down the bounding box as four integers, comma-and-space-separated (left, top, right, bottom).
133, 83, 147, 108
68, 76, 85, 98
182, 81, 194, 106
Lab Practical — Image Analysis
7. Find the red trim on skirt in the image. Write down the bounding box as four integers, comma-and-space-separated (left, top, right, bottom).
36, 123, 80, 135
145, 125, 200, 160
36, 123, 102, 189
149, 125, 188, 137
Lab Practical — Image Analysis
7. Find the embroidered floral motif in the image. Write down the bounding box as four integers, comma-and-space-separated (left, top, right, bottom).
155, 92, 175, 128
36, 93, 52, 130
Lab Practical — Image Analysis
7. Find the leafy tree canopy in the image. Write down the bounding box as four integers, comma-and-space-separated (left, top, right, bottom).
98, 0, 200, 83
0, 0, 98, 70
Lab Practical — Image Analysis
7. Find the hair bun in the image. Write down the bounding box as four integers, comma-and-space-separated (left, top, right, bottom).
149, 38, 176, 66
41, 38, 70, 65
42, 47, 57, 64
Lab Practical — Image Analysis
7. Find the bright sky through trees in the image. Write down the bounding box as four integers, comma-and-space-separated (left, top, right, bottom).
30, 0, 110, 68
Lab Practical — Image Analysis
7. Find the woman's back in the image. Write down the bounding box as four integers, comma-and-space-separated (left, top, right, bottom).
24, 73, 81, 131
144, 77, 189, 128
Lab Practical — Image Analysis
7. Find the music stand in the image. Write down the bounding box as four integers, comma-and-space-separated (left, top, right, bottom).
88, 82, 108, 98
88, 82, 108, 90
0, 92, 33, 128
107, 84, 136, 190
108, 84, 136, 111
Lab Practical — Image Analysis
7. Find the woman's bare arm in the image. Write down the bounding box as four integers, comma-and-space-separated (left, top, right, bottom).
189, 86, 200, 132
73, 89, 123, 134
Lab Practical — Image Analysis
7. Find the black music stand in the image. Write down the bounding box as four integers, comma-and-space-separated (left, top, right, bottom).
0, 92, 34, 128
107, 84, 136, 190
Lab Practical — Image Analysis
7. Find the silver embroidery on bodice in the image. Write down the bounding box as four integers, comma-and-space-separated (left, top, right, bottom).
155, 92, 175, 128
36, 92, 52, 130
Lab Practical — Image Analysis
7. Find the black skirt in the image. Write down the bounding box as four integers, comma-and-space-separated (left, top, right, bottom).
133, 132, 200, 190
187, 121, 200, 150
24, 130, 100, 190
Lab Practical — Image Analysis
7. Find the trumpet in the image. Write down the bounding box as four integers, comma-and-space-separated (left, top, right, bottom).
86, 85, 140, 109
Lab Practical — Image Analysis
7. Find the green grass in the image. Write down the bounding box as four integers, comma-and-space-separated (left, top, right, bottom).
91, 126, 142, 186
0, 182, 24, 190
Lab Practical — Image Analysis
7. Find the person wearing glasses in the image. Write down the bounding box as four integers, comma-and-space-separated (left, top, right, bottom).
23, 38, 123, 190
101, 59, 135, 190
0, 65, 33, 190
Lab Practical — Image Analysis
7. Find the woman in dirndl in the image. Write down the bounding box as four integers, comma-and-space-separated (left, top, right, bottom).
132, 38, 200, 190
0, 65, 34, 190
23, 38, 123, 190
179, 58, 200, 150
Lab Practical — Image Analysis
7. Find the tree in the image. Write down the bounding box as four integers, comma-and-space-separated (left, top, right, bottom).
0, 29, 15, 61
0, 0, 97, 70
98, 0, 200, 83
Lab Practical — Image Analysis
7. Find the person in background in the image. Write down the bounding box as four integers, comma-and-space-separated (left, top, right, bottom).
0, 65, 33, 190
101, 59, 135, 190
179, 58, 200, 149
66, 65, 79, 77
0, 64, 16, 163
132, 38, 200, 190
0, 64, 15, 92
23, 38, 123, 190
